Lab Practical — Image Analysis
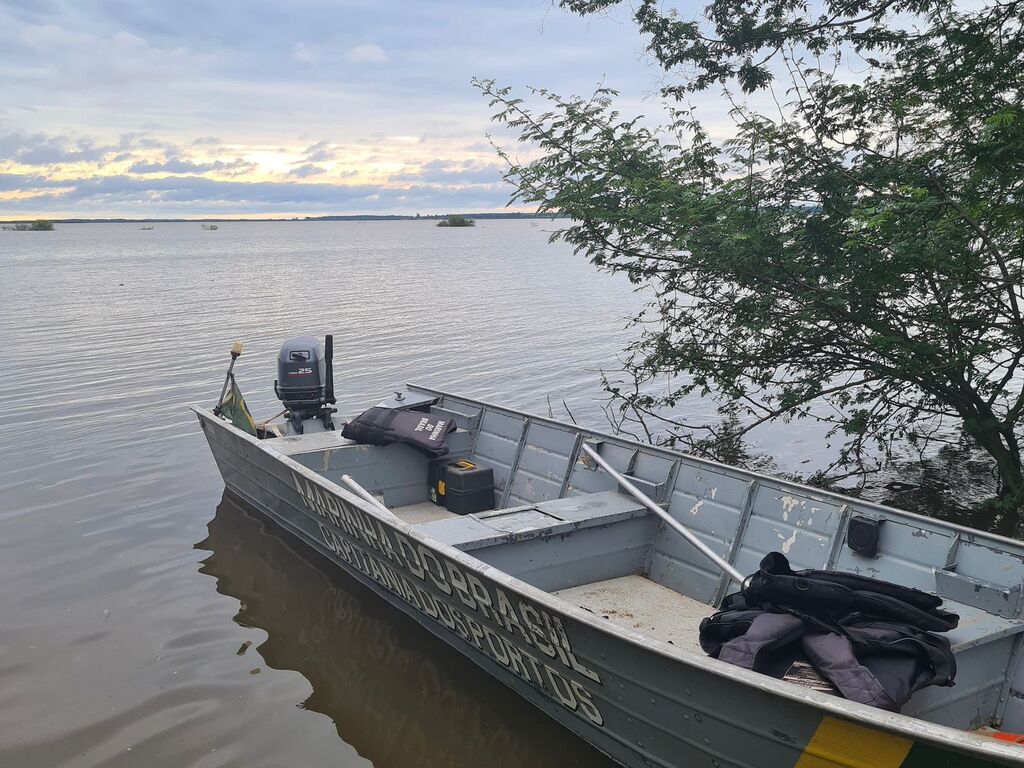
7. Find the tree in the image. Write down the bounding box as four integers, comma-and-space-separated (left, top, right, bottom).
477, 0, 1024, 510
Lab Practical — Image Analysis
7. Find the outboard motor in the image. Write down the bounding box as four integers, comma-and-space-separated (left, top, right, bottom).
274, 334, 336, 433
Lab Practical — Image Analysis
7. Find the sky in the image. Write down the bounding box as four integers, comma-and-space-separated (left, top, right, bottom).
0, 0, 686, 219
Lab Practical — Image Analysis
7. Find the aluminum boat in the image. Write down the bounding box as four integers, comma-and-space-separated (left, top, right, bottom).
195, 357, 1024, 767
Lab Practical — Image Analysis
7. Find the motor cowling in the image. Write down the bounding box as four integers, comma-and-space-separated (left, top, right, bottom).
274, 335, 336, 431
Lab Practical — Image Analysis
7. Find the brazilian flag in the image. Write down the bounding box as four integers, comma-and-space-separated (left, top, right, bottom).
219, 375, 257, 435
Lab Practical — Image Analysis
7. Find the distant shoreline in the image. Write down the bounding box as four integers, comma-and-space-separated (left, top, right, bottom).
0, 212, 558, 224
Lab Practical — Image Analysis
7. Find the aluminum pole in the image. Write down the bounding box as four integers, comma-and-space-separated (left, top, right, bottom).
580, 443, 744, 585
341, 474, 400, 521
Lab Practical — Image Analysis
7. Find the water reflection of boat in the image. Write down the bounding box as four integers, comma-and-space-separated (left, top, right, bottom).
197, 493, 608, 768
201, 224, 218, 231
194, 335, 1024, 768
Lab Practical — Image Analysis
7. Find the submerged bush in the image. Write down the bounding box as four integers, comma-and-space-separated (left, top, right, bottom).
6, 220, 54, 231
436, 214, 475, 227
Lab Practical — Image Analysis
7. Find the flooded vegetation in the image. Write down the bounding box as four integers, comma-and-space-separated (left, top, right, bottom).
2, 220, 53, 231
436, 214, 475, 227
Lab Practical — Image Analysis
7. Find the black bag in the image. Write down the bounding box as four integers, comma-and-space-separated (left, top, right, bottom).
342, 407, 457, 458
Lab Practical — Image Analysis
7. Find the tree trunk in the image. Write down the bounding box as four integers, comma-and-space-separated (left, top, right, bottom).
965, 420, 1024, 499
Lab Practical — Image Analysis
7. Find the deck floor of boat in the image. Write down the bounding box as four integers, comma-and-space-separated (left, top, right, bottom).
554, 575, 715, 653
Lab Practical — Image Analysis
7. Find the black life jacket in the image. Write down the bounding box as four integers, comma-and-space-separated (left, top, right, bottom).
341, 407, 457, 458
744, 551, 959, 633
699, 552, 958, 711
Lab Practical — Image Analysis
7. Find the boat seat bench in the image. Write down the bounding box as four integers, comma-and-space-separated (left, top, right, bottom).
415, 491, 660, 594
269, 429, 475, 508
943, 600, 1024, 653
412, 491, 650, 549
907, 576, 1024, 727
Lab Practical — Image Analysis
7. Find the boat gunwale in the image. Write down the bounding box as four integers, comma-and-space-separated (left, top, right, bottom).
407, 382, 1024, 556
192, 402, 1024, 764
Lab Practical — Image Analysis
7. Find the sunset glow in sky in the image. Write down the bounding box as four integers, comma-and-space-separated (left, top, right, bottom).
0, 0, 667, 218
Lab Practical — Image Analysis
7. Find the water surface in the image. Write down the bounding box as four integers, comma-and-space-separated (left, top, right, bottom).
0, 220, 1008, 767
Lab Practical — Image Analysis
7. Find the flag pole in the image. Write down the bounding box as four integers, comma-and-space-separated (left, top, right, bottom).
214, 341, 244, 415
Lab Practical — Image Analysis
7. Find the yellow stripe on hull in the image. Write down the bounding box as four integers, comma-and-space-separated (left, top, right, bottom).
795, 716, 913, 768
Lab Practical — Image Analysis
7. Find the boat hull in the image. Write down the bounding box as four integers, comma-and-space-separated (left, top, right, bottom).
195, 406, 1018, 767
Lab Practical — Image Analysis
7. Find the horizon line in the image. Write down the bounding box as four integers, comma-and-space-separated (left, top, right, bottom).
0, 211, 556, 224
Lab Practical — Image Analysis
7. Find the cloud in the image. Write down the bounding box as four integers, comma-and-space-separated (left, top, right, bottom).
288, 163, 325, 178
0, 0, 685, 216
117, 133, 172, 151
17, 24, 90, 51
389, 158, 504, 186
346, 43, 388, 64
0, 130, 113, 164
0, 172, 59, 192
301, 140, 335, 162
111, 30, 146, 48
292, 42, 317, 63
0, 171, 513, 215
128, 157, 255, 175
